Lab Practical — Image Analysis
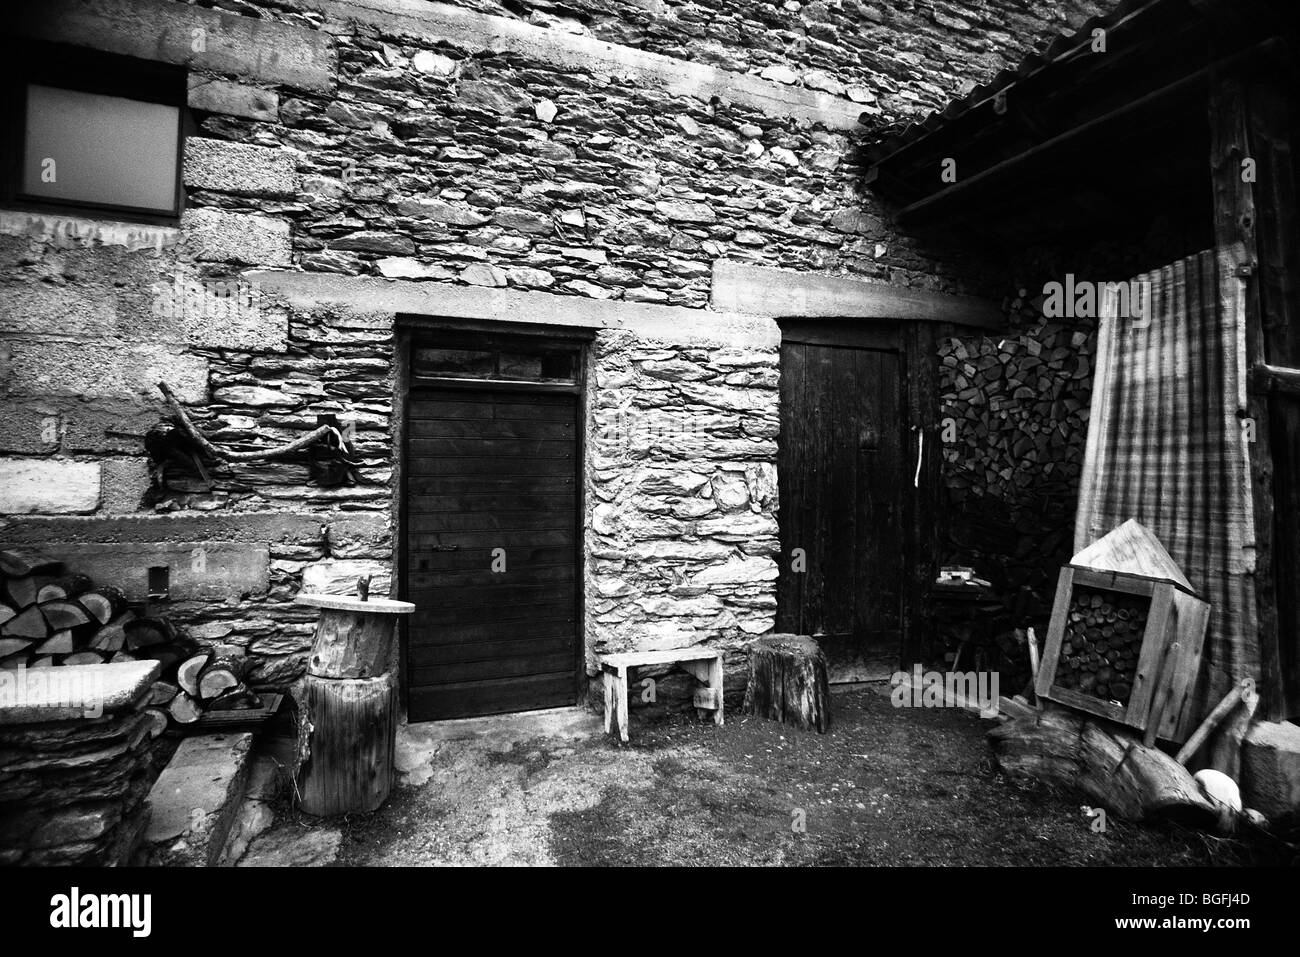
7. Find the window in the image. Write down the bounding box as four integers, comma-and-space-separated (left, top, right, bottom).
3, 42, 186, 223
413, 342, 580, 386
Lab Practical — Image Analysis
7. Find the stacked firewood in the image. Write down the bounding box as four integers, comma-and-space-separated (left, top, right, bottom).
0, 550, 260, 732
1052, 587, 1150, 704
940, 322, 1092, 500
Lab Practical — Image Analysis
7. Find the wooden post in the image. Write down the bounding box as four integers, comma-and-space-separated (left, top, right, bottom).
294, 594, 413, 816
1209, 59, 1300, 722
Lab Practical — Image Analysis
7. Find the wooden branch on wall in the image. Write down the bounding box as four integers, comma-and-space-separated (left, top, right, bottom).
157, 381, 336, 463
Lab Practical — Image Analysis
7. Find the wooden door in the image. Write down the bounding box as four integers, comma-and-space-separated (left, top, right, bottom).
776, 337, 905, 678
403, 336, 582, 721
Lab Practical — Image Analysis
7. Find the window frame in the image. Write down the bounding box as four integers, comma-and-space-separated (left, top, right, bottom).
1, 41, 188, 225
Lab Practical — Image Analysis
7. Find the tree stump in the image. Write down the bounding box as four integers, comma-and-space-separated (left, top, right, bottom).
297, 673, 398, 816
293, 594, 413, 816
743, 634, 831, 732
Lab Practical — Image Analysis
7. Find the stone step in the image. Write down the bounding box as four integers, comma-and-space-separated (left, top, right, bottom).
141, 731, 255, 867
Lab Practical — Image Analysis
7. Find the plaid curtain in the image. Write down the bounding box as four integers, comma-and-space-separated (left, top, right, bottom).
1074, 247, 1257, 719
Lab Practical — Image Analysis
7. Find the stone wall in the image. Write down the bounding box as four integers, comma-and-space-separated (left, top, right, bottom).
436, 0, 1111, 125
1, 0, 1111, 699
586, 329, 780, 674
0, 662, 163, 866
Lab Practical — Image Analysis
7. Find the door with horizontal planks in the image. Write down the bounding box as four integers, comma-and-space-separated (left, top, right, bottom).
403, 332, 584, 721
776, 324, 906, 680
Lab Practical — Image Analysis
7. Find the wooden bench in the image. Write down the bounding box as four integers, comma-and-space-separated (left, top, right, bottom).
598, 648, 724, 742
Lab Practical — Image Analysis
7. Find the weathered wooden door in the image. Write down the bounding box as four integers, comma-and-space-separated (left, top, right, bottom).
403, 333, 583, 721
776, 332, 906, 678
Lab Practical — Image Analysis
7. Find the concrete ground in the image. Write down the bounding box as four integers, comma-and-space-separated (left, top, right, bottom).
233, 687, 1286, 867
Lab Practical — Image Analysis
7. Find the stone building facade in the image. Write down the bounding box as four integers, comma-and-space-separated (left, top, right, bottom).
0, 0, 1107, 716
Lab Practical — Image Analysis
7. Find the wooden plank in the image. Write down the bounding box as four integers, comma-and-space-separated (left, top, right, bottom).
408, 581, 575, 608
600, 648, 721, 668
1249, 362, 1300, 397
412, 651, 575, 686
1069, 518, 1195, 592
407, 673, 575, 721
775, 340, 806, 635
408, 564, 574, 588
407, 492, 574, 512
409, 601, 574, 626
406, 544, 573, 570
711, 261, 1004, 328
409, 634, 574, 666
410, 618, 576, 645
408, 418, 575, 439
1210, 69, 1286, 718
410, 456, 575, 476
1239, 69, 1300, 719
406, 437, 575, 458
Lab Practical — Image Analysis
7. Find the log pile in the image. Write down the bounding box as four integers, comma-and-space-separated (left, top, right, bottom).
1051, 587, 1149, 705
0, 549, 261, 731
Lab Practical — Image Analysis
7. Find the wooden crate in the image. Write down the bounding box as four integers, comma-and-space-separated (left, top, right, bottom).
1035, 566, 1209, 742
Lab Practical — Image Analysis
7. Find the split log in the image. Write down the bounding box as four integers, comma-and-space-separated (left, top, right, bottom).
62, 651, 104, 666
2, 576, 38, 611
29, 656, 54, 669
142, 708, 171, 738
88, 612, 135, 652
34, 630, 76, 655
743, 634, 831, 732
0, 639, 33, 659
168, 691, 203, 725
79, 587, 127, 625
0, 606, 14, 628
2, 606, 48, 639
0, 653, 27, 670
36, 574, 93, 604
177, 651, 213, 697
109, 651, 137, 663
147, 681, 180, 707
297, 672, 398, 816
988, 705, 1221, 827
137, 643, 194, 680
0, 549, 61, 578
124, 617, 177, 650
206, 684, 261, 711
39, 600, 93, 631
198, 655, 246, 701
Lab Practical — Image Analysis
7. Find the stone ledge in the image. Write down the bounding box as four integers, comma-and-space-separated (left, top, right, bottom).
0, 511, 329, 545
711, 260, 1005, 328
144, 731, 255, 866
0, 661, 160, 725
303, 0, 864, 129
247, 270, 780, 347
14, 0, 334, 92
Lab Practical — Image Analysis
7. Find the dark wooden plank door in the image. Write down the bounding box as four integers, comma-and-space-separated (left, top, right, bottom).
405, 387, 579, 720
776, 341, 905, 678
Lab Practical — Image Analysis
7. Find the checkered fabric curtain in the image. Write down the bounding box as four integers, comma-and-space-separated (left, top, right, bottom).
1074, 247, 1258, 718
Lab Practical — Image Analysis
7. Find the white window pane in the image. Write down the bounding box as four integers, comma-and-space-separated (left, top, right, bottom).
23, 84, 179, 213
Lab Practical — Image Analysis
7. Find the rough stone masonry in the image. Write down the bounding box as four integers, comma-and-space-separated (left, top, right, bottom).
0, 0, 1108, 701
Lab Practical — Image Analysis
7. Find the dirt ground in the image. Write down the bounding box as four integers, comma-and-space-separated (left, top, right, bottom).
240, 687, 1290, 867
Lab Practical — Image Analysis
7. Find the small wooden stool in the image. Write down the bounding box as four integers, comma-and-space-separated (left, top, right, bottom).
598, 648, 724, 742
